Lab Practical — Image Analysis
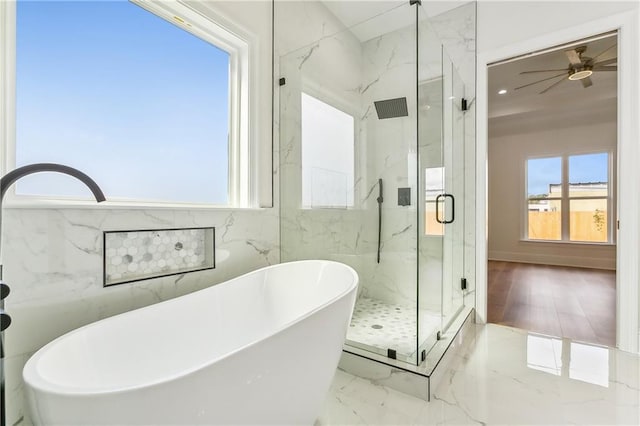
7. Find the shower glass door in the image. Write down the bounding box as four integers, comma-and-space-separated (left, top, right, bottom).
277, 0, 421, 365
441, 53, 466, 333
417, 6, 445, 360
277, 0, 472, 367
417, 10, 466, 353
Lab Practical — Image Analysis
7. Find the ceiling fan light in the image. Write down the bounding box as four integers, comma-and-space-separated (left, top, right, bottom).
568, 69, 593, 80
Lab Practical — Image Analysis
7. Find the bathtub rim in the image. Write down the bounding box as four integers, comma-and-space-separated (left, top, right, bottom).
23, 260, 358, 396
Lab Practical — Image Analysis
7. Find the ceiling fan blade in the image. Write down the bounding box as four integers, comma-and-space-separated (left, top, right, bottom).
581, 77, 593, 88
593, 65, 617, 71
520, 68, 568, 74
565, 48, 583, 66
591, 44, 617, 62
593, 58, 617, 67
539, 76, 568, 94
514, 72, 567, 91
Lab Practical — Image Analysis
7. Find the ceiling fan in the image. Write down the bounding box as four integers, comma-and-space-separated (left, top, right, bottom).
515, 44, 617, 94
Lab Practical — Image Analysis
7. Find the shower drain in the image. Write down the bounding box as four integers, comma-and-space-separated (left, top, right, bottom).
371, 324, 383, 329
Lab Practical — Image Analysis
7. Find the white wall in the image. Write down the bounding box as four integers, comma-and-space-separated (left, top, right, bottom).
488, 116, 617, 269
2, 2, 278, 425
478, 1, 638, 53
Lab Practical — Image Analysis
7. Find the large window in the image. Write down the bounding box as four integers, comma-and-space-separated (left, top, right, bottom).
8, 0, 249, 205
526, 152, 611, 243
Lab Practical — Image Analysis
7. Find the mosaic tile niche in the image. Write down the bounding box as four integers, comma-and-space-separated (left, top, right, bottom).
103, 227, 215, 286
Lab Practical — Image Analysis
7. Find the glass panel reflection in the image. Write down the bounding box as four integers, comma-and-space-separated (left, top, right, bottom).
527, 334, 562, 375
570, 341, 609, 387
425, 167, 444, 236
526, 333, 610, 388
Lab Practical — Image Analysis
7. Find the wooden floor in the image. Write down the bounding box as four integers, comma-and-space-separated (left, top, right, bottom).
487, 261, 616, 347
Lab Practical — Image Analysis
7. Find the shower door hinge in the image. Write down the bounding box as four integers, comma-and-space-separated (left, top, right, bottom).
436, 331, 442, 340
461, 277, 467, 290
279, 77, 286, 86
410, 0, 422, 5
387, 348, 397, 360
421, 349, 426, 362
461, 98, 468, 111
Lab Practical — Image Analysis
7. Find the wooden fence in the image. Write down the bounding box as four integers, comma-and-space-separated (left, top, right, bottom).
425, 210, 607, 242
528, 211, 607, 242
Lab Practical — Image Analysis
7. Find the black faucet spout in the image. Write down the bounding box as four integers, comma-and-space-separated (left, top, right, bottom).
0, 163, 106, 202
0, 162, 106, 426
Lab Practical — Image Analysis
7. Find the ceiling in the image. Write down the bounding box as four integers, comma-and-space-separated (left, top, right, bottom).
489, 32, 618, 135
323, 0, 469, 42
321, 2, 617, 135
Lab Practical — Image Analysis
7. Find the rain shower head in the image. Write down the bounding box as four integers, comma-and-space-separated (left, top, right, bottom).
374, 97, 408, 119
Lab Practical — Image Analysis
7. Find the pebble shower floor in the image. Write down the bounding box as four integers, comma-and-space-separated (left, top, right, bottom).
346, 296, 440, 358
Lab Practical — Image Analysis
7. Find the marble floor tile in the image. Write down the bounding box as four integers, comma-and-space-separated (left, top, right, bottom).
318, 323, 640, 425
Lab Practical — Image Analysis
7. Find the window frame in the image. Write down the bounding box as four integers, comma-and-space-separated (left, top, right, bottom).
524, 151, 615, 244
0, 0, 257, 208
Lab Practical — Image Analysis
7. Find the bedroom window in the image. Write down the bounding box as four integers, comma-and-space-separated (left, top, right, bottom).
526, 152, 611, 243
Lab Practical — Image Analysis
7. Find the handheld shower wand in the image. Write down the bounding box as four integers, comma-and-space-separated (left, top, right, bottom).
376, 179, 383, 264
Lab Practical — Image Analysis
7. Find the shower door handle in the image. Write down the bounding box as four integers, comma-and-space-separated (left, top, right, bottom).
444, 194, 455, 224
435, 194, 445, 224
435, 193, 455, 224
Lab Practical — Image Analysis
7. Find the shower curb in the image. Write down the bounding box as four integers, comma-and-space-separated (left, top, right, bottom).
338, 307, 475, 401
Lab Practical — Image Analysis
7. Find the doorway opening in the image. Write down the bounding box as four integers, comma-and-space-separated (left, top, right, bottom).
486, 32, 618, 347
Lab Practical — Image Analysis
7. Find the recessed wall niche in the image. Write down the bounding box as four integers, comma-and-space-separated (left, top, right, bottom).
103, 227, 215, 286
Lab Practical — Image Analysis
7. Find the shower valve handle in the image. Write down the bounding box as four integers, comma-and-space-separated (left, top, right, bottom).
0, 309, 11, 332
1, 281, 10, 332
377, 178, 383, 203
0, 281, 9, 301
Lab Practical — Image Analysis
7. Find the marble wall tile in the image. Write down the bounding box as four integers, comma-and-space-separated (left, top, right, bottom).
338, 351, 429, 401
2, 207, 278, 425
278, 1, 477, 335
277, 0, 370, 277
356, 21, 419, 308
429, 2, 477, 93
274, 0, 352, 59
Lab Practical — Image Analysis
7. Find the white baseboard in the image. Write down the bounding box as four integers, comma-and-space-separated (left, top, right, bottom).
488, 250, 616, 270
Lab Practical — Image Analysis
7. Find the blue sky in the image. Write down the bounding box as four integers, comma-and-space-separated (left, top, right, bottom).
528, 153, 608, 196
16, 0, 230, 204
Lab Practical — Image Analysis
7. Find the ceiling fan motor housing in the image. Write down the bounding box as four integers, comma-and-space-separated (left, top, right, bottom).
514, 40, 616, 94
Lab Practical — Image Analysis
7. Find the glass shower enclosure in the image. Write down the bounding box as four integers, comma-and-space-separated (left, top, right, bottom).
277, 0, 473, 365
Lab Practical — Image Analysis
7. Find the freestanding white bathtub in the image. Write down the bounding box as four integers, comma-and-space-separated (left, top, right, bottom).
23, 260, 358, 425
